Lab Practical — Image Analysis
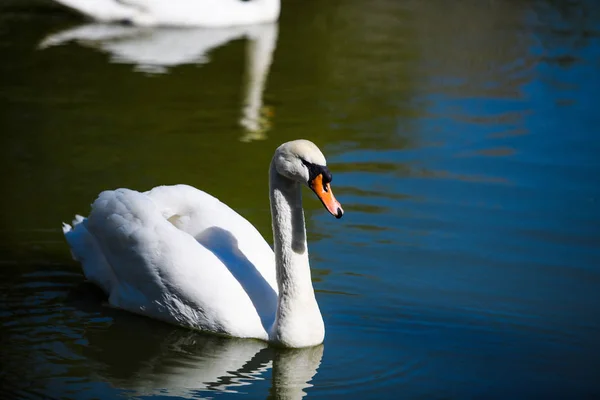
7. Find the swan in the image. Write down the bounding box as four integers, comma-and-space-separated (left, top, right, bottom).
62, 140, 344, 348
50, 0, 280, 27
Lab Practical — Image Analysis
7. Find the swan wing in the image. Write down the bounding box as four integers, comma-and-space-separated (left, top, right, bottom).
64, 186, 277, 339
144, 184, 277, 290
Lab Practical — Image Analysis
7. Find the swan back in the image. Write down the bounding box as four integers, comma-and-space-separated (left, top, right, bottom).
145, 185, 277, 291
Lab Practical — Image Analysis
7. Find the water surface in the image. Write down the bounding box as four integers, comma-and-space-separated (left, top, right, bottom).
1, 0, 599, 398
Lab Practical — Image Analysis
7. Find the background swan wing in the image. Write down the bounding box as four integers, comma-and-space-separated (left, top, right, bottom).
51, 0, 280, 27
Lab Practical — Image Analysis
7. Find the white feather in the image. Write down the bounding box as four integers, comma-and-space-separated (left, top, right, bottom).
51, 0, 280, 27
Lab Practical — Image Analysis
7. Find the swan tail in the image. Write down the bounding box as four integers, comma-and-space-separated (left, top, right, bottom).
62, 222, 72, 234
62, 214, 84, 234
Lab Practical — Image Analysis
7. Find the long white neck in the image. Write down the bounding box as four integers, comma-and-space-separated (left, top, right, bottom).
268, 162, 324, 348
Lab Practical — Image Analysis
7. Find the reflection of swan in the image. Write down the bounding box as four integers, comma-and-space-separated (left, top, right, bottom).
63, 140, 344, 348
50, 0, 280, 27
239, 24, 278, 141
39, 22, 278, 139
272, 346, 325, 399
70, 289, 322, 398
93, 328, 271, 396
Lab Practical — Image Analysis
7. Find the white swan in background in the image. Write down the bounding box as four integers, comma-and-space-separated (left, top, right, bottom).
50, 0, 280, 27
63, 140, 344, 348
39, 23, 278, 138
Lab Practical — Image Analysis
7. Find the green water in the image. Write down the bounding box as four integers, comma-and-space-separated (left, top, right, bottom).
1, 0, 600, 398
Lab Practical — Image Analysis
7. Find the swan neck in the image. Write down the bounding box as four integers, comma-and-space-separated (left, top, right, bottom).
269, 163, 310, 293
268, 161, 324, 347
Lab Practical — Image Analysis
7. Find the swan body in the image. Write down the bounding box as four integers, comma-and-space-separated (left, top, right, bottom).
51, 0, 281, 27
63, 140, 343, 348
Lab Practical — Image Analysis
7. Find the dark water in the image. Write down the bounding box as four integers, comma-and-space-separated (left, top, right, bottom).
1, 0, 600, 398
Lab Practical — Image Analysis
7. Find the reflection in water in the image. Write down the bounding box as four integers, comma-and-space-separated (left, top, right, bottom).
81, 307, 323, 399
270, 346, 324, 400
0, 277, 322, 399
82, 317, 271, 397
39, 22, 278, 140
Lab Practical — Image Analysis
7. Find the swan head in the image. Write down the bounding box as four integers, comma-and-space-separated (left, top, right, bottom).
273, 140, 344, 219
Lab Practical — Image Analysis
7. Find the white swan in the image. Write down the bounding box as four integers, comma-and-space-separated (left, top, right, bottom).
50, 0, 280, 27
63, 140, 344, 348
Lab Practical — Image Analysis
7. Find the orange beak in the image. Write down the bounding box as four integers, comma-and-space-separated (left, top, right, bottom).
310, 174, 344, 219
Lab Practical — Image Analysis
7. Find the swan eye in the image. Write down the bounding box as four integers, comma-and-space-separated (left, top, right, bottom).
301, 158, 332, 186
322, 168, 332, 184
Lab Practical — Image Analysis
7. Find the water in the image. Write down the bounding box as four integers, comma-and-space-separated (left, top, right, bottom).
1, 0, 600, 398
